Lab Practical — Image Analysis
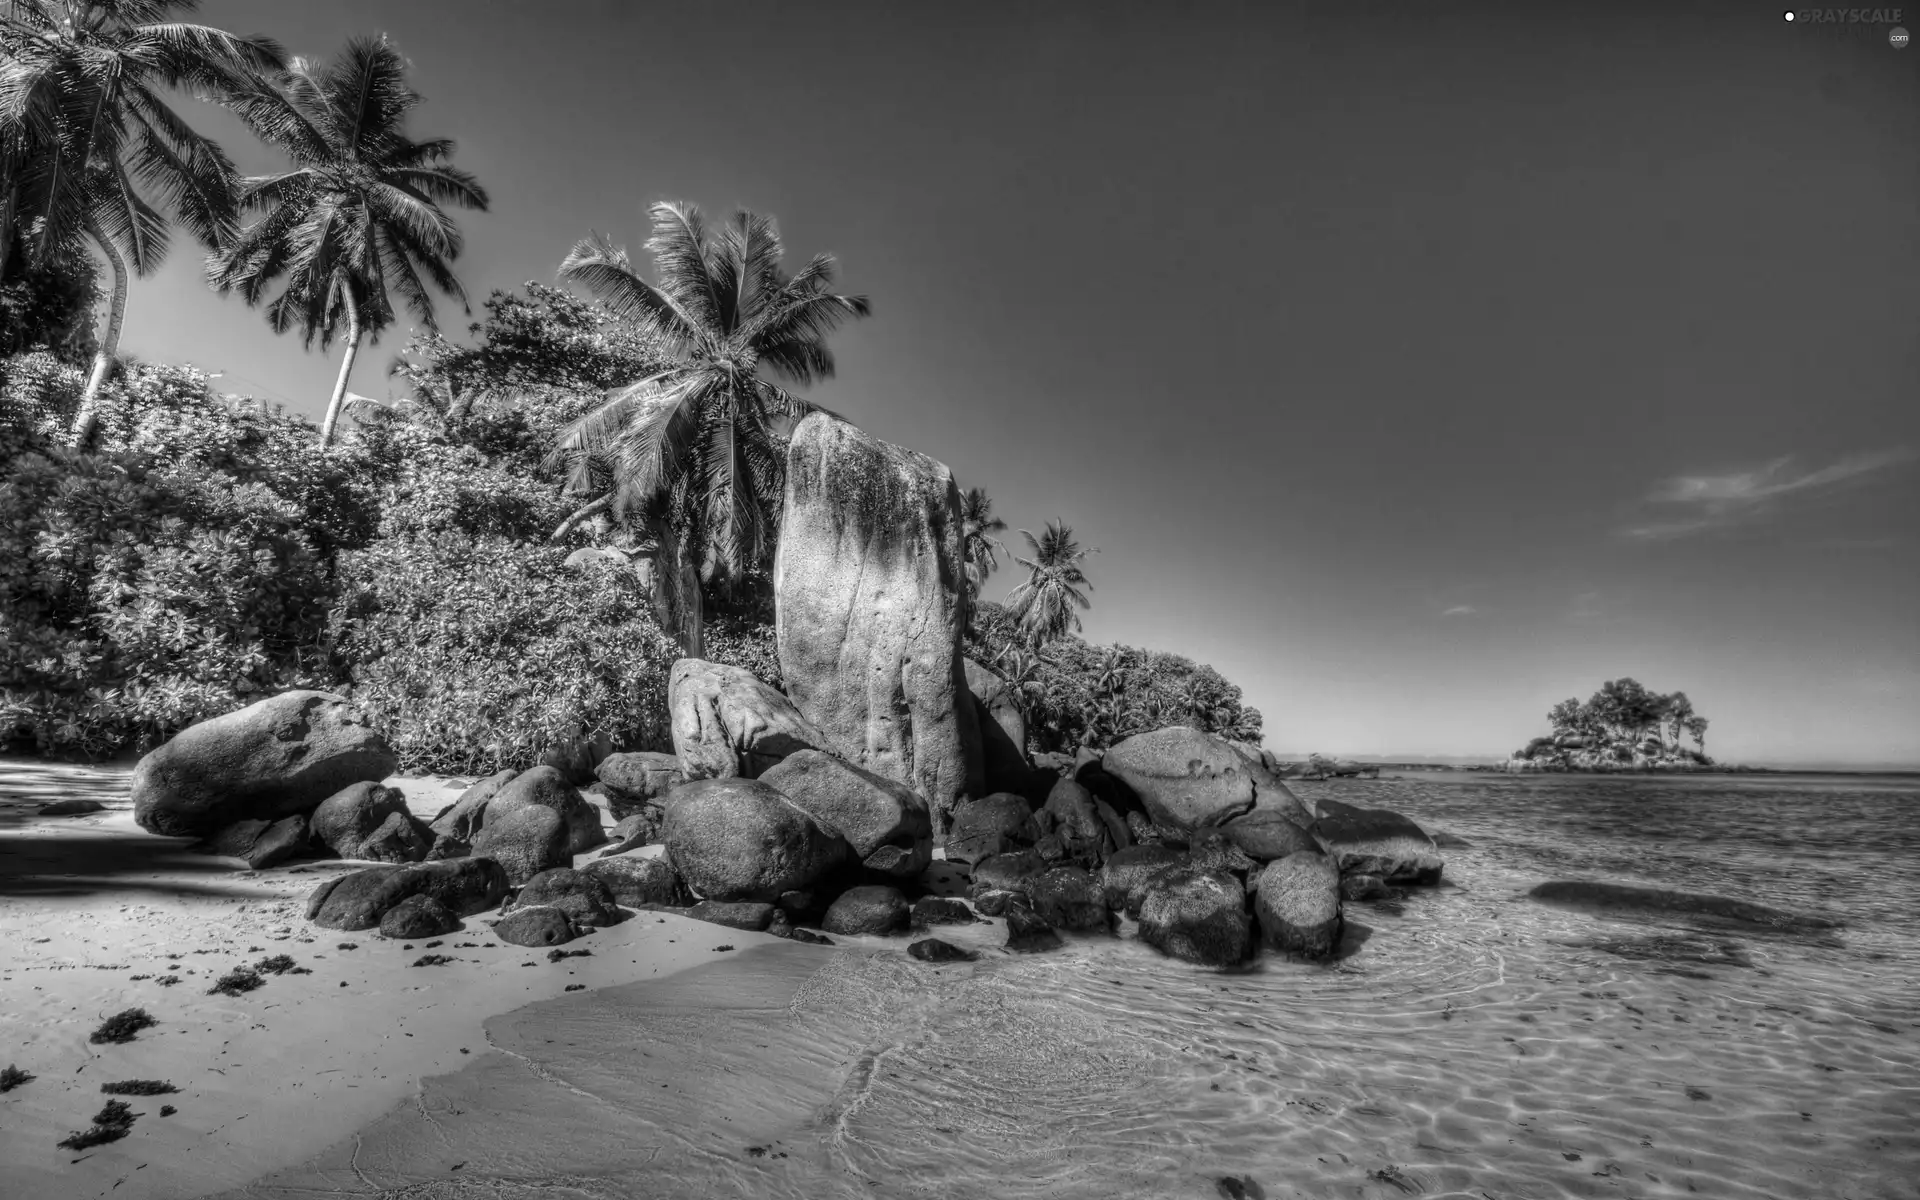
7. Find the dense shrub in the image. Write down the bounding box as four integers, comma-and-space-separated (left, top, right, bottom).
0, 242, 98, 365
703, 611, 781, 687
330, 535, 680, 775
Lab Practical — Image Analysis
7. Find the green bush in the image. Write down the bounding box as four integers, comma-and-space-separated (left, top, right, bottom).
703, 611, 781, 687
330, 534, 680, 775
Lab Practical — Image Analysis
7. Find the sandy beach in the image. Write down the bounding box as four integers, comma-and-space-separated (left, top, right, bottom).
0, 758, 761, 1200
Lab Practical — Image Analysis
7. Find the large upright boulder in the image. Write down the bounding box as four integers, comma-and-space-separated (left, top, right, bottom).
668, 658, 832, 780
756, 750, 933, 880
133, 691, 397, 838
661, 777, 852, 902
774, 414, 983, 826
964, 657, 1031, 795
1253, 851, 1342, 958
1100, 726, 1260, 834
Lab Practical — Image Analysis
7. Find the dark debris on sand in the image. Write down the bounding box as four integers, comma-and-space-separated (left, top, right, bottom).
546, 948, 592, 963
411, 955, 456, 967
208, 967, 264, 996
88, 1009, 156, 1044
1, 1064, 33, 1092
99, 1079, 178, 1095
58, 1099, 138, 1151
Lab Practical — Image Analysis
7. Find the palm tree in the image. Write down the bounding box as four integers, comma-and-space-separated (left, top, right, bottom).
1005, 520, 1094, 649
0, 0, 286, 446
959, 485, 1007, 603
545, 202, 870, 593
206, 35, 488, 447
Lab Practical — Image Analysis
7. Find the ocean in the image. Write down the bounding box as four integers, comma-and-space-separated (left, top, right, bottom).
219, 772, 1920, 1200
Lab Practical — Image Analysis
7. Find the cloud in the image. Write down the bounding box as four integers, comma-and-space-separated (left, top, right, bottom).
1440, 605, 1477, 617
1621, 448, 1915, 539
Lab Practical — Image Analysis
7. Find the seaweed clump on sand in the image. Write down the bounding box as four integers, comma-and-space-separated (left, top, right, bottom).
1, 1064, 34, 1092
100, 1079, 178, 1095
208, 967, 264, 996
89, 1009, 157, 1044
58, 1099, 139, 1150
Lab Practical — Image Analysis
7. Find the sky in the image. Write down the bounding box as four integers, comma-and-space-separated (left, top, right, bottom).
115, 1, 1919, 767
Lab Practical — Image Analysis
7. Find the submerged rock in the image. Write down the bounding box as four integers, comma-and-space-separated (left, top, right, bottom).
909, 937, 980, 963
1528, 881, 1840, 930
1253, 852, 1342, 958
38, 799, 106, 816
132, 691, 396, 838
1138, 868, 1252, 967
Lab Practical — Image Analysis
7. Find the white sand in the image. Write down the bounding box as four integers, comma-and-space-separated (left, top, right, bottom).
0, 759, 763, 1200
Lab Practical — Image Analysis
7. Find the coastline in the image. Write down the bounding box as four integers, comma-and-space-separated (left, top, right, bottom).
0, 760, 758, 1200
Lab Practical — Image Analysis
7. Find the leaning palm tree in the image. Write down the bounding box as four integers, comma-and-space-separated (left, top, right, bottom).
1004, 520, 1094, 649
959, 485, 1008, 604
206, 35, 488, 447
0, 0, 286, 446
545, 202, 870, 593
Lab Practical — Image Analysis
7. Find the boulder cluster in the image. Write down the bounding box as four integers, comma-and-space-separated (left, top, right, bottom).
124, 414, 1446, 964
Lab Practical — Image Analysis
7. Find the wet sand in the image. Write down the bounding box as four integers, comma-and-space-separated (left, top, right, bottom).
0, 759, 756, 1200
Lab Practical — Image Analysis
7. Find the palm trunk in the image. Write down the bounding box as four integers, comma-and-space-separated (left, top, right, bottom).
319, 288, 361, 449
550, 492, 614, 542
69, 217, 128, 450
0, 181, 16, 286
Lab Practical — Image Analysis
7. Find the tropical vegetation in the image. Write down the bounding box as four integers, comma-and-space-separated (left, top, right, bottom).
1511, 678, 1711, 770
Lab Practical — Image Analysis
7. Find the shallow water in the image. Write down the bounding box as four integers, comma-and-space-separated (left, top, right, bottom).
223, 772, 1920, 1200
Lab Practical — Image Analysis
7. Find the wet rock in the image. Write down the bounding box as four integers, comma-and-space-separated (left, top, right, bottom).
689, 900, 777, 931
968, 849, 1048, 899
594, 751, 685, 818
1138, 868, 1252, 967
911, 896, 977, 928
38, 799, 106, 816
197, 815, 310, 870
972, 888, 1025, 917
945, 792, 1040, 866
1098, 844, 1188, 917
775, 413, 982, 827
661, 777, 852, 902
1340, 874, 1396, 902
1528, 881, 1840, 930
510, 868, 624, 928
580, 854, 688, 908
1188, 828, 1261, 884
485, 765, 605, 855
669, 658, 833, 780
133, 691, 396, 838
492, 905, 576, 947
1003, 905, 1064, 953
909, 937, 980, 963
429, 769, 517, 841
306, 858, 509, 930
470, 804, 570, 886
379, 894, 459, 939
1101, 727, 1260, 832
1310, 799, 1443, 884
1253, 852, 1342, 958
822, 885, 912, 936
757, 750, 932, 881
1024, 867, 1111, 933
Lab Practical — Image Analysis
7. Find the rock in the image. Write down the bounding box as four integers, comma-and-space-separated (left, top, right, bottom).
1040, 777, 1117, 869
359, 810, 434, 863
580, 854, 688, 908
1101, 727, 1261, 833
1098, 844, 1189, 918
493, 905, 576, 947
668, 658, 832, 780
536, 726, 614, 786
909, 937, 980, 963
310, 782, 418, 861
469, 805, 570, 886
306, 858, 509, 930
1024, 867, 1112, 933
688, 900, 775, 931
425, 832, 469, 861
757, 750, 932, 880
1138, 868, 1252, 967
972, 888, 1025, 917
379, 894, 459, 939
1216, 811, 1318, 862
37, 799, 106, 816
775, 889, 818, 918
911, 896, 977, 927
1253, 852, 1342, 958
1003, 905, 1064, 953
821, 885, 912, 936
1125, 810, 1161, 845
1527, 881, 1840, 930
944, 792, 1040, 866
599, 808, 665, 856
594, 752, 685, 818
485, 765, 605, 855
1187, 829, 1261, 883
1340, 874, 1396, 901
774, 413, 983, 827
510, 868, 624, 929
660, 777, 852, 902
968, 850, 1048, 899
197, 815, 310, 870
964, 657, 1031, 795
132, 691, 397, 837
429, 769, 517, 841
1311, 799, 1443, 884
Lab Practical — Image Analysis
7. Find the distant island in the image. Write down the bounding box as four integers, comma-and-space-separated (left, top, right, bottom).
1505, 679, 1715, 773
